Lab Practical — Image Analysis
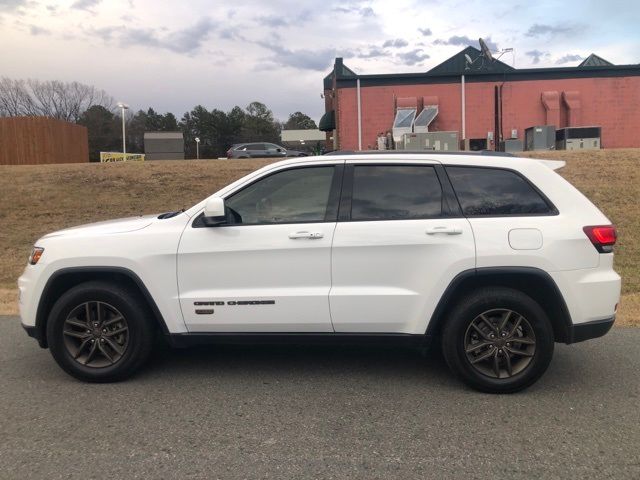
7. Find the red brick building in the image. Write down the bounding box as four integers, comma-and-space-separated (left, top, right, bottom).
319, 47, 640, 151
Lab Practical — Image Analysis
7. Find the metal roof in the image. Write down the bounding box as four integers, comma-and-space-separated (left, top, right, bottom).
579, 53, 614, 67
144, 131, 183, 140
427, 46, 515, 76
325, 49, 640, 90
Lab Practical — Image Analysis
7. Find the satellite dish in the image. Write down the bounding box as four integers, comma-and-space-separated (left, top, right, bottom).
464, 54, 473, 64
479, 38, 494, 61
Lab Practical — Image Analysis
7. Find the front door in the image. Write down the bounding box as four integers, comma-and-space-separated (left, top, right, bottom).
329, 162, 476, 334
177, 164, 343, 332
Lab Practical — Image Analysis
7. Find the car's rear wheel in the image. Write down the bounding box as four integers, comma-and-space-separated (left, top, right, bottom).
46, 281, 155, 382
441, 287, 554, 393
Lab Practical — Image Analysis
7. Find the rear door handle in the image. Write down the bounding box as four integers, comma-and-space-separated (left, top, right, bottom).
426, 226, 462, 235
288, 231, 324, 239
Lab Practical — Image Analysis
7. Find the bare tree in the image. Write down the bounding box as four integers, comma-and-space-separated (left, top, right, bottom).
0, 77, 114, 122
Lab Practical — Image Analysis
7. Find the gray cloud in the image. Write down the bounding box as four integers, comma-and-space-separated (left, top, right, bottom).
418, 28, 432, 36
382, 38, 408, 48
0, 0, 27, 12
29, 24, 49, 35
357, 47, 389, 59
70, 0, 101, 11
556, 54, 583, 65
257, 41, 340, 71
397, 49, 430, 66
434, 35, 497, 51
525, 49, 550, 64
92, 18, 216, 54
332, 4, 375, 17
256, 15, 290, 28
255, 9, 314, 28
526, 23, 579, 37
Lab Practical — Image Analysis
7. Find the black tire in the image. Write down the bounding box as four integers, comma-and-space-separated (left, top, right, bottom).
441, 287, 554, 394
46, 281, 155, 382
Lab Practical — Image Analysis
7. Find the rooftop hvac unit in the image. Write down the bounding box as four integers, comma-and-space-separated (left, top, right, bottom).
413, 105, 438, 133
402, 132, 459, 151
555, 127, 601, 150
392, 108, 416, 143
524, 125, 556, 151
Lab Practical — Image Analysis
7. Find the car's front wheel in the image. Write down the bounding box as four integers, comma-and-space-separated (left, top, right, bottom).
46, 281, 155, 382
442, 287, 554, 393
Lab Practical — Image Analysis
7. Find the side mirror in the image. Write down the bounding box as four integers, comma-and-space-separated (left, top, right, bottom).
276, 148, 282, 152
202, 197, 226, 226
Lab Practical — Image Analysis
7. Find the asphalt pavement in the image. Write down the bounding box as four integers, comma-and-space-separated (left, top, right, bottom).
1, 316, 639, 479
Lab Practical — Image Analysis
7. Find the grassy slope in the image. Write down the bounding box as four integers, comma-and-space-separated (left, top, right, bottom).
1, 150, 638, 324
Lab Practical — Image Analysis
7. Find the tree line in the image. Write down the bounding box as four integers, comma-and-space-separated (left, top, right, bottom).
0, 77, 317, 161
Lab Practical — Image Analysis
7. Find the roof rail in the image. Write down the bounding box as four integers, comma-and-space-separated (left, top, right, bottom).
323, 149, 514, 157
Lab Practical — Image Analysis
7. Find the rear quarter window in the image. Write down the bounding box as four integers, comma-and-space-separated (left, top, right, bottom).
446, 166, 554, 216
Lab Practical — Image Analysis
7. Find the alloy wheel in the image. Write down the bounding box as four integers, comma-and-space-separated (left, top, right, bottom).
464, 309, 536, 379
62, 301, 129, 368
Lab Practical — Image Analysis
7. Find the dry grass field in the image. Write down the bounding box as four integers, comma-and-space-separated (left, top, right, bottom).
1, 149, 638, 326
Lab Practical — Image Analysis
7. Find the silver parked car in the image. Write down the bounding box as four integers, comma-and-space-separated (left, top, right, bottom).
226, 143, 307, 158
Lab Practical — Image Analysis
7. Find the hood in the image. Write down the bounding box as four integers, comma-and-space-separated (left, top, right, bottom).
41, 214, 157, 239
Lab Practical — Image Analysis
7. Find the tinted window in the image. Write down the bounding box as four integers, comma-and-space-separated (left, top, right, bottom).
351, 166, 442, 221
246, 143, 264, 150
447, 166, 552, 216
226, 167, 334, 225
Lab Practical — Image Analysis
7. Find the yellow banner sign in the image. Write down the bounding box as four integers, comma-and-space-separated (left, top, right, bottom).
100, 152, 145, 163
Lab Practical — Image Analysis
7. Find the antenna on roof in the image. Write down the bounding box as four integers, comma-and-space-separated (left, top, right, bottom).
464, 53, 476, 70
479, 38, 494, 62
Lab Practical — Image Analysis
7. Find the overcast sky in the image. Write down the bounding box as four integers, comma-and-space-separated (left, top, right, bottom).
1, 0, 639, 122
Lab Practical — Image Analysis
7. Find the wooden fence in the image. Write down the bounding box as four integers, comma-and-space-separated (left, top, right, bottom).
0, 116, 89, 165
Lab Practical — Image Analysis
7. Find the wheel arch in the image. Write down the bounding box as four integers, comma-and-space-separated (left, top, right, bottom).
426, 267, 573, 343
35, 267, 170, 348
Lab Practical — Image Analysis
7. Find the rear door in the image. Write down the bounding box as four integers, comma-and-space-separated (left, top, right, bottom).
329, 161, 476, 334
247, 143, 266, 157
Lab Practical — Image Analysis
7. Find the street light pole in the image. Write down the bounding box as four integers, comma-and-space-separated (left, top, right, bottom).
117, 102, 129, 159
195, 137, 200, 160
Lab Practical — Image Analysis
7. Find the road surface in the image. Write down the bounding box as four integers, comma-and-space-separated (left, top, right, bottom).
1, 316, 638, 479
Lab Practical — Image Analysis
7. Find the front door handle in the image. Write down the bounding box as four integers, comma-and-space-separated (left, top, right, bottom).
426, 226, 462, 235
288, 231, 324, 239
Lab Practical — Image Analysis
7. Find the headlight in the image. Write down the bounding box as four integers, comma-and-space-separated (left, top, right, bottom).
28, 247, 44, 265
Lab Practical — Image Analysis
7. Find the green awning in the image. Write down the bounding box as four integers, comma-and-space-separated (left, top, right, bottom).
319, 110, 335, 132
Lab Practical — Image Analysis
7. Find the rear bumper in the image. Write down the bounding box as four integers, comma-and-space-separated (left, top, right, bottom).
568, 316, 615, 344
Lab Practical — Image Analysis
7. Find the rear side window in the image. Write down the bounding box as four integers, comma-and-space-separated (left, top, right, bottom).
351, 165, 442, 221
447, 166, 553, 216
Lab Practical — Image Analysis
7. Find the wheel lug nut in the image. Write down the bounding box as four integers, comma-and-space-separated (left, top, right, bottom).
100, 338, 105, 343
506, 343, 511, 347
86, 330, 91, 333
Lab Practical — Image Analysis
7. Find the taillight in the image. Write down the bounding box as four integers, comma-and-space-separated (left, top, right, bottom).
226, 149, 232, 158
583, 225, 617, 253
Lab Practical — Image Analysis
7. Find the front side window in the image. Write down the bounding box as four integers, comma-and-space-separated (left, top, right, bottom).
351, 165, 443, 221
225, 167, 335, 225
447, 166, 553, 216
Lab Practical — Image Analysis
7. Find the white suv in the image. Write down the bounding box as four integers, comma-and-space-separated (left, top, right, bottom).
18, 153, 621, 393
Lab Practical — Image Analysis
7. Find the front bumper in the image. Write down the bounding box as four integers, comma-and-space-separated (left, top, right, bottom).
568, 316, 615, 343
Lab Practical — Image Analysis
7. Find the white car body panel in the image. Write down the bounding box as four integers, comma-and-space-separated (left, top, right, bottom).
330, 217, 475, 333
177, 222, 336, 332
18, 153, 621, 341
